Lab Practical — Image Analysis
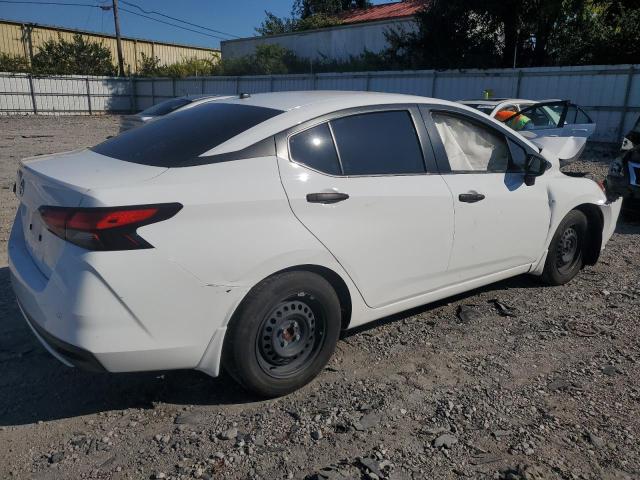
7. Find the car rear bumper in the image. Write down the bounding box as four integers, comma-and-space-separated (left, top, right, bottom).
16, 297, 106, 371
8, 212, 247, 376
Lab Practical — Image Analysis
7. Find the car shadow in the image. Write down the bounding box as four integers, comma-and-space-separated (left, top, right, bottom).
0, 266, 262, 427
342, 272, 544, 339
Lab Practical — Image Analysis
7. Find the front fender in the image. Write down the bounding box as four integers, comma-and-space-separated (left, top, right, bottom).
531, 176, 620, 275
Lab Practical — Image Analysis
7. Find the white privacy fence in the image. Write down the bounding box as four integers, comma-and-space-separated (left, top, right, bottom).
1, 64, 638, 143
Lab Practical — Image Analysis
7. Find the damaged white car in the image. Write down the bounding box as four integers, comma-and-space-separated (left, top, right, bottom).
9, 91, 621, 397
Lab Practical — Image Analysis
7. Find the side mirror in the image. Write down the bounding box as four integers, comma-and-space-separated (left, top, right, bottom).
524, 155, 547, 186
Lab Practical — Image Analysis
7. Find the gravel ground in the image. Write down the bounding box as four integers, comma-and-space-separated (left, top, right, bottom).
0, 116, 639, 480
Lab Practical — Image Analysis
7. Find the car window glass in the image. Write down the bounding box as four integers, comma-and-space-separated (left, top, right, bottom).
503, 104, 564, 131
329, 111, 425, 175
289, 123, 341, 175
432, 112, 510, 172
140, 97, 192, 116
92, 103, 283, 167
575, 107, 592, 124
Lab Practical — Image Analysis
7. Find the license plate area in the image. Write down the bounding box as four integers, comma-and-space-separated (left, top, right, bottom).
23, 206, 45, 259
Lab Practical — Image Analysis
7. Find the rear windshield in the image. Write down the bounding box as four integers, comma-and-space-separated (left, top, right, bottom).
92, 103, 283, 167
139, 97, 193, 116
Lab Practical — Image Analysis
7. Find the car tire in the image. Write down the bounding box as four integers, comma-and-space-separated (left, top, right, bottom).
541, 210, 588, 286
222, 271, 341, 398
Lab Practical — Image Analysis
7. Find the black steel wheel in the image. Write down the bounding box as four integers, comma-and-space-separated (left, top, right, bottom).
222, 271, 341, 397
541, 210, 588, 286
256, 296, 326, 379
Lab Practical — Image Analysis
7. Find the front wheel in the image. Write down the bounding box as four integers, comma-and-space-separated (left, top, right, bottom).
222, 271, 341, 397
541, 210, 588, 286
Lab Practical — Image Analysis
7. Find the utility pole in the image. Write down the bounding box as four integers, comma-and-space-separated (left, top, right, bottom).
112, 0, 125, 76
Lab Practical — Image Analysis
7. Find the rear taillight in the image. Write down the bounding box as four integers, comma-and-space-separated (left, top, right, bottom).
39, 203, 182, 251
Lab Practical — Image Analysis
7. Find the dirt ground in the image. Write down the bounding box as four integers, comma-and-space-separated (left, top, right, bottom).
0, 116, 639, 480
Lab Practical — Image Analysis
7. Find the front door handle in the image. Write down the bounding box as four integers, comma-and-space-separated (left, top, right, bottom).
458, 192, 485, 203
306, 192, 350, 204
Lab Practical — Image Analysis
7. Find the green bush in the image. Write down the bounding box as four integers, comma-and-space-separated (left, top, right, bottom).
31, 34, 116, 75
0, 53, 31, 73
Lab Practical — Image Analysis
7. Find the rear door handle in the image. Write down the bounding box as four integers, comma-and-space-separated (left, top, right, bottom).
306, 192, 350, 204
458, 192, 485, 203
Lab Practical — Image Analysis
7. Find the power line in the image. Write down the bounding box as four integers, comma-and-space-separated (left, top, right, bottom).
0, 0, 109, 7
120, 0, 239, 39
0, 0, 237, 40
119, 7, 228, 41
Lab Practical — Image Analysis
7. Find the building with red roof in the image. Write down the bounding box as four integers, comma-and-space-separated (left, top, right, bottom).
339, 1, 425, 25
222, 1, 425, 62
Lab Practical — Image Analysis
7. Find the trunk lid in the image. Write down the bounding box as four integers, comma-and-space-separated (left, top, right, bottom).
16, 149, 167, 278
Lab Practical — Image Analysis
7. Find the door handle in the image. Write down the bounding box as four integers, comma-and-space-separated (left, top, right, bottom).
458, 192, 485, 203
306, 192, 350, 204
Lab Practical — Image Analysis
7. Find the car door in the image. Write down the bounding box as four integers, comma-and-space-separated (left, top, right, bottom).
276, 106, 455, 309
421, 106, 551, 282
503, 101, 596, 140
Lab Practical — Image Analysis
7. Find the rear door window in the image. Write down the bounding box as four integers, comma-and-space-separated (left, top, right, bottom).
289, 123, 341, 175
330, 111, 425, 175
92, 103, 283, 167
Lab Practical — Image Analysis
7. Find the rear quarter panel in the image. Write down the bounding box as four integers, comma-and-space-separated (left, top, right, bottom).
79, 156, 365, 311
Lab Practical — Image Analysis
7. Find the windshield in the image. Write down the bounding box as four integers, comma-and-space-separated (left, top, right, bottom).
92, 102, 283, 167
138, 97, 193, 117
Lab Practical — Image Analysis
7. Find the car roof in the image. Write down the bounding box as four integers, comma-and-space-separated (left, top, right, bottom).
181, 94, 228, 100
200, 90, 540, 156
215, 90, 449, 111
458, 98, 536, 106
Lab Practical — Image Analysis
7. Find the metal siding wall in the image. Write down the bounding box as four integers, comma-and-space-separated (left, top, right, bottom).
0, 23, 25, 57
0, 21, 220, 72
0, 65, 638, 142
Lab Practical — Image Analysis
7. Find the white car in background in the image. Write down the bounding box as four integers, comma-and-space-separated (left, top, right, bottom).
9, 91, 621, 397
120, 94, 234, 131
459, 99, 597, 163
458, 98, 538, 117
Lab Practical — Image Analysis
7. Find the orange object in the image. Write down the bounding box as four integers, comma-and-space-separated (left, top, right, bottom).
495, 109, 516, 122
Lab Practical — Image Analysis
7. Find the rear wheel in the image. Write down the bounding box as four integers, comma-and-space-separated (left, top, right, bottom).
541, 210, 588, 285
223, 271, 341, 397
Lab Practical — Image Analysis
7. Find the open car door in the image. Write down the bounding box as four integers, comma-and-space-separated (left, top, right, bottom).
500, 100, 596, 164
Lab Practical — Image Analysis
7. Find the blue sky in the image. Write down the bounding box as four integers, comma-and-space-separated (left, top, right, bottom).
0, 0, 387, 48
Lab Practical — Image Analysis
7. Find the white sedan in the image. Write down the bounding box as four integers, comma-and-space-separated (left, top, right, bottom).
9, 91, 621, 397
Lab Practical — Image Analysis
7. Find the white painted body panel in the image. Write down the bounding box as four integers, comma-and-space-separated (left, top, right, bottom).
440, 172, 551, 281
8, 91, 621, 378
277, 158, 455, 308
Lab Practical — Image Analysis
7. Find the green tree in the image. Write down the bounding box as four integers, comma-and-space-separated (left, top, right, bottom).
385, 0, 503, 69
214, 44, 305, 75
256, 0, 371, 35
136, 52, 162, 76
31, 34, 116, 75
255, 11, 298, 35
292, 0, 371, 18
0, 53, 31, 73
547, 0, 640, 65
